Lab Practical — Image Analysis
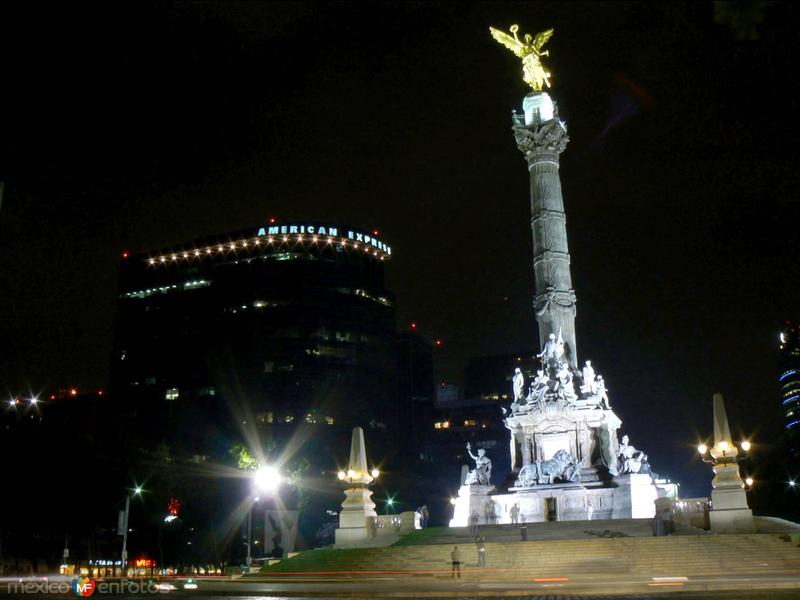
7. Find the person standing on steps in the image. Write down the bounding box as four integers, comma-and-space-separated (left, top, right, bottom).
451, 546, 462, 578
520, 522, 528, 541
510, 502, 520, 526
469, 510, 480, 539
477, 537, 486, 567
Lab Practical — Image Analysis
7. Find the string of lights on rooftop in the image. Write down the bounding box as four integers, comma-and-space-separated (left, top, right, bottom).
144, 233, 390, 266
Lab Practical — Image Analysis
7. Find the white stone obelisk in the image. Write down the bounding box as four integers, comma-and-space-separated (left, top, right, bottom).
334, 427, 377, 546
708, 393, 755, 533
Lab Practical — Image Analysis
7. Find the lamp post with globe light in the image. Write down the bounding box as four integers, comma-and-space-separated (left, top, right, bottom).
120, 486, 143, 575
334, 427, 382, 546
696, 393, 755, 533
245, 466, 282, 567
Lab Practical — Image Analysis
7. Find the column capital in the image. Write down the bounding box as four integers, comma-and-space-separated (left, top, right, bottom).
513, 118, 569, 165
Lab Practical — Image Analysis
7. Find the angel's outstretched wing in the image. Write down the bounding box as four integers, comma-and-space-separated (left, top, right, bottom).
489, 26, 526, 57
532, 28, 554, 52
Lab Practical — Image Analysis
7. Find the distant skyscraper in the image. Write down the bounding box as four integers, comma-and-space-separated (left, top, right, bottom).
780, 322, 800, 455
111, 220, 414, 465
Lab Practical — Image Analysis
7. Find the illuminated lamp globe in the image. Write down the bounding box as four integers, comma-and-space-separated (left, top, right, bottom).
337, 471, 346, 480
133, 486, 143, 495
449, 497, 457, 506
697, 444, 707, 455
741, 441, 751, 452
718, 441, 729, 451
254, 465, 282, 493
371, 468, 380, 479
347, 469, 356, 479
745, 477, 754, 487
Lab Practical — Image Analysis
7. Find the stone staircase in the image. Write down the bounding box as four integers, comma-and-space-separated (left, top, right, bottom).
395, 518, 707, 546
262, 533, 800, 580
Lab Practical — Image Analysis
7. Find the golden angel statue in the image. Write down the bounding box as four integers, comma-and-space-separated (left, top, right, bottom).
489, 24, 554, 91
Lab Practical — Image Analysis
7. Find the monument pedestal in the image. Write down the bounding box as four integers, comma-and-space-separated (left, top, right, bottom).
611, 474, 658, 519
334, 487, 377, 546
449, 484, 492, 527
709, 464, 755, 533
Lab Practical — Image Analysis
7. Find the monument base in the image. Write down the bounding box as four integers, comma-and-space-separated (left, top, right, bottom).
449, 484, 493, 527
450, 475, 662, 527
709, 484, 755, 533
611, 474, 659, 519
709, 508, 755, 533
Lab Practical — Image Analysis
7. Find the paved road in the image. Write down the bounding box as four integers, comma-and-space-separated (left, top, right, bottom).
3, 574, 800, 598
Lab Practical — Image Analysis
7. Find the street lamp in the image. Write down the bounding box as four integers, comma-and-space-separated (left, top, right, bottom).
697, 439, 750, 466
121, 485, 143, 575
246, 465, 281, 568
254, 466, 282, 494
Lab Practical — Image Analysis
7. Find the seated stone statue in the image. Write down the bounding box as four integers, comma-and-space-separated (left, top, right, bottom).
464, 442, 492, 486
617, 434, 649, 475
555, 365, 578, 408
526, 369, 549, 412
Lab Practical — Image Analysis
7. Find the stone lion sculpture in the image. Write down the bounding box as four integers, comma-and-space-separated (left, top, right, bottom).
515, 449, 581, 487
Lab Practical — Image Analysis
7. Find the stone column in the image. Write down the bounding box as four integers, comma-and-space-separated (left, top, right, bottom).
513, 92, 577, 368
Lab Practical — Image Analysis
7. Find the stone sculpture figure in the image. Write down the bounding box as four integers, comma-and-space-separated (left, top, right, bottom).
596, 376, 610, 409
464, 443, 492, 486
515, 449, 580, 486
527, 369, 549, 413
537, 333, 557, 367
489, 24, 555, 91
554, 330, 566, 364
617, 435, 649, 475
555, 365, 578, 408
581, 360, 596, 395
512, 368, 525, 403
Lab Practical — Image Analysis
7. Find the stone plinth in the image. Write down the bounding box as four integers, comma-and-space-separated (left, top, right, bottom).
611, 474, 658, 519
449, 484, 492, 527
709, 464, 755, 533
335, 487, 377, 546
522, 91, 555, 125
451, 477, 662, 526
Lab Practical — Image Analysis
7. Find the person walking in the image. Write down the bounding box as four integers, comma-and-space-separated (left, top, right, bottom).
509, 502, 520, 526
420, 504, 430, 528
450, 546, 462, 579
469, 510, 480, 539
477, 537, 486, 567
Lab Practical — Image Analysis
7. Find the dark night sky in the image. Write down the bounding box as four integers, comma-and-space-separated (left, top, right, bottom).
1, 2, 799, 497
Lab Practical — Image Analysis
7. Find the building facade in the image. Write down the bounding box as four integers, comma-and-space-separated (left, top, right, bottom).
780, 322, 800, 456
112, 221, 414, 467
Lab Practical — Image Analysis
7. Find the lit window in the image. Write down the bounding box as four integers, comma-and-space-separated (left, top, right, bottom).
305, 413, 319, 424
165, 388, 180, 401
464, 419, 477, 427
284, 415, 294, 423
325, 416, 335, 425
257, 412, 274, 424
